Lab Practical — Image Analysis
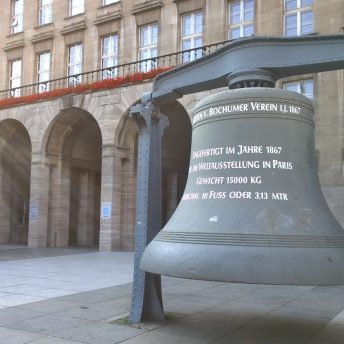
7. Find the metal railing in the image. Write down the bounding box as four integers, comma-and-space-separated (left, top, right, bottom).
0, 40, 231, 100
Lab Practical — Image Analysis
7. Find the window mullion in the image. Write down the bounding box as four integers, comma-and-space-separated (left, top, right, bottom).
297, 10, 301, 36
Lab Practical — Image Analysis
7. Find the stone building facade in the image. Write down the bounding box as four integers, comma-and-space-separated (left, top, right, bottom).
0, 0, 343, 250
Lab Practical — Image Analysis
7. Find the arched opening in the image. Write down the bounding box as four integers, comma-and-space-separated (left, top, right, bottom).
0, 119, 31, 245
115, 100, 191, 249
161, 102, 192, 225
45, 108, 102, 248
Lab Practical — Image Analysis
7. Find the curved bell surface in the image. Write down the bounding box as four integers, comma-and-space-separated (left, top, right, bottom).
141, 88, 344, 286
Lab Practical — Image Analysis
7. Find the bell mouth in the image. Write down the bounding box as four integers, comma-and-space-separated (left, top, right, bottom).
141, 231, 344, 286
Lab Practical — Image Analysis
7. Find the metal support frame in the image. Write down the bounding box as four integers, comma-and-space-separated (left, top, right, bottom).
128, 34, 344, 323
129, 93, 169, 324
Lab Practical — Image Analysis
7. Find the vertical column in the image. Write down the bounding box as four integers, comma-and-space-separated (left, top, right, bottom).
0, 163, 11, 243
99, 144, 121, 251
28, 152, 50, 247
47, 157, 71, 247
77, 170, 96, 246
120, 155, 136, 250
129, 94, 169, 323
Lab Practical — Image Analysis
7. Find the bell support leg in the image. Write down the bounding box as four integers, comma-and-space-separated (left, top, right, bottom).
128, 93, 169, 324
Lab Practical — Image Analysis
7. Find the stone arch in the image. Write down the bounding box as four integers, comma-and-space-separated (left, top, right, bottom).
112, 99, 192, 250
44, 107, 102, 248
160, 101, 192, 224
0, 119, 32, 245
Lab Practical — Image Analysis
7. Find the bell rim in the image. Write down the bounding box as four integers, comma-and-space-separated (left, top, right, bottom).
141, 240, 344, 286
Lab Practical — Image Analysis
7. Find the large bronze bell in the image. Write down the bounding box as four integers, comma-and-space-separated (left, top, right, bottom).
141, 88, 344, 286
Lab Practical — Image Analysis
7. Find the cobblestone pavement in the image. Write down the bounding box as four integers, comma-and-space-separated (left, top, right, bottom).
0, 245, 343, 343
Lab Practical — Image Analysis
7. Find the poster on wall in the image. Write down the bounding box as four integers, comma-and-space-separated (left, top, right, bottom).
101, 202, 112, 220
29, 205, 38, 220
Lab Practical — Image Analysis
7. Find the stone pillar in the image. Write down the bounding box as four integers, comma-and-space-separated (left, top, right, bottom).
0, 163, 11, 243
77, 170, 96, 246
120, 154, 136, 250
28, 152, 50, 247
99, 144, 121, 251
47, 157, 71, 247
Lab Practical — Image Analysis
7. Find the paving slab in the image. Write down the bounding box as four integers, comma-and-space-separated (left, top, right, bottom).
306, 325, 344, 344
154, 317, 236, 342
56, 296, 131, 321
0, 307, 46, 326
120, 330, 212, 344
0, 246, 344, 344
0, 326, 45, 344
18, 299, 81, 314
0, 249, 134, 310
59, 322, 144, 344
29, 337, 86, 344
0, 293, 47, 307
190, 299, 279, 326
0, 246, 94, 262
6, 314, 93, 337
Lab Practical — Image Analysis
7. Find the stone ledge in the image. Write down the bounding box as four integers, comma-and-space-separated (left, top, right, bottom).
4, 38, 25, 51
132, 0, 163, 14
61, 18, 87, 35
94, 12, 122, 26
30, 30, 55, 44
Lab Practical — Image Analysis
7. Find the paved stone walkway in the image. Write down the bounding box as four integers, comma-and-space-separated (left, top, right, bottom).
0, 245, 343, 343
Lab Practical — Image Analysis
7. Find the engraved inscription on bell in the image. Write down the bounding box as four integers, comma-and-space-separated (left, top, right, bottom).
141, 88, 344, 286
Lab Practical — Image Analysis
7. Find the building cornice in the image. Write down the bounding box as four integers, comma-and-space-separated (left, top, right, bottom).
61, 19, 87, 35
132, 0, 163, 15
4, 39, 25, 51
94, 12, 122, 26
30, 30, 55, 44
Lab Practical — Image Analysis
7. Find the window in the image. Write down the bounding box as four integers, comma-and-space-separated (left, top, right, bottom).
228, 0, 254, 39
181, 11, 203, 63
138, 24, 158, 72
102, 0, 119, 5
101, 34, 118, 79
37, 52, 51, 92
283, 79, 314, 100
67, 43, 83, 86
284, 0, 313, 36
39, 0, 53, 26
9, 59, 22, 97
69, 0, 84, 16
11, 0, 24, 34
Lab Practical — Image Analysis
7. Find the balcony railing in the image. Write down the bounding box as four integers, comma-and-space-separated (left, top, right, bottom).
0, 40, 231, 101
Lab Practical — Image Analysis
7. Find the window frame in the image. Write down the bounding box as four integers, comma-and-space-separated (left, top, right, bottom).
138, 23, 158, 72
102, 0, 119, 5
37, 51, 51, 92
228, 0, 254, 40
69, 0, 84, 17
11, 0, 24, 34
181, 11, 203, 63
101, 33, 119, 79
282, 78, 314, 100
9, 59, 22, 97
39, 0, 53, 26
283, 0, 313, 37
67, 43, 83, 86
